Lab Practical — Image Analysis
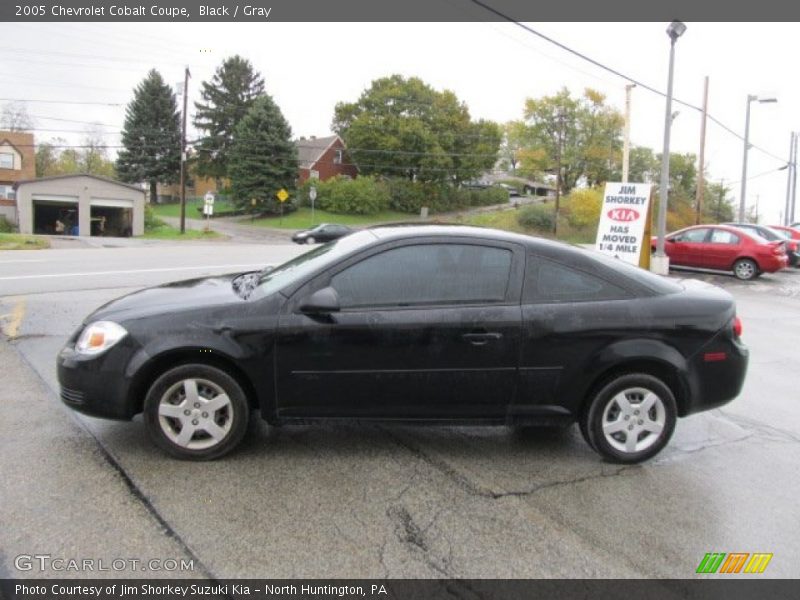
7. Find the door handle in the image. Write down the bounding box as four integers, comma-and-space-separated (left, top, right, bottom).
462, 332, 503, 345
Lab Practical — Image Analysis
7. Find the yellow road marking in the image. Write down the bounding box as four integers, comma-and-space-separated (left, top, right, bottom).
3, 298, 26, 339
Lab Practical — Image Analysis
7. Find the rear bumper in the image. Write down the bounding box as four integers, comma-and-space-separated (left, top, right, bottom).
683, 338, 749, 416
760, 254, 789, 273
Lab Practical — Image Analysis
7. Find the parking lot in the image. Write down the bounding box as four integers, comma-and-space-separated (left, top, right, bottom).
1, 242, 799, 579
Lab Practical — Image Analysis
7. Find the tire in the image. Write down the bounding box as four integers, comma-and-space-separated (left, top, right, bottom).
143, 364, 249, 460
581, 373, 677, 463
733, 258, 758, 281
306, 236, 315, 245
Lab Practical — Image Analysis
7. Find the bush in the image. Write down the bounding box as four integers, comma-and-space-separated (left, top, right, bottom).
297, 176, 389, 214
387, 179, 508, 213
564, 187, 603, 228
0, 215, 13, 233
144, 204, 166, 231
517, 204, 556, 232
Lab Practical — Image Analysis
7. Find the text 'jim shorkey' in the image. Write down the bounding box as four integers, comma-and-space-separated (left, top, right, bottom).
696, 552, 773, 574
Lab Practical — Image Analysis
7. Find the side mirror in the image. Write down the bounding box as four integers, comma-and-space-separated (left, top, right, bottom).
299, 286, 340, 315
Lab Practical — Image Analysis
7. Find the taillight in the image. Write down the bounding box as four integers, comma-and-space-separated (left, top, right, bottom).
773, 244, 784, 255
733, 316, 743, 338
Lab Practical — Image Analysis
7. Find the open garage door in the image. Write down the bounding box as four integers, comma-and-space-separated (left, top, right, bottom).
90, 198, 133, 237
32, 195, 79, 235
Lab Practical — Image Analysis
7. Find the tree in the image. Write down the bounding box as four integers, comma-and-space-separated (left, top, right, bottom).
1, 101, 34, 131
35, 129, 116, 178
228, 95, 296, 212
116, 69, 181, 204
193, 55, 265, 182
704, 181, 735, 223
333, 75, 500, 183
36, 139, 64, 177
498, 121, 528, 174
518, 88, 624, 193
81, 125, 116, 178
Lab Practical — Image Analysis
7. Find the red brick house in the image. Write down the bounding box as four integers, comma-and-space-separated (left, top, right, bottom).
0, 131, 36, 225
295, 135, 358, 184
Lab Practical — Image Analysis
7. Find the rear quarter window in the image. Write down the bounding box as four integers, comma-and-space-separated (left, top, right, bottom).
523, 256, 632, 304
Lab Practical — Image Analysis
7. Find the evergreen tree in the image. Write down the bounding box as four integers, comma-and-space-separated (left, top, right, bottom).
193, 56, 265, 182
228, 95, 296, 212
116, 69, 181, 204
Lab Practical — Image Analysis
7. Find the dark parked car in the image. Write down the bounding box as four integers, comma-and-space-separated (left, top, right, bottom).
723, 222, 799, 267
652, 224, 788, 280
58, 226, 748, 463
291, 223, 352, 245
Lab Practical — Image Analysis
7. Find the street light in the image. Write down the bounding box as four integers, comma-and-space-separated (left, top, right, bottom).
739, 94, 777, 222
652, 20, 686, 275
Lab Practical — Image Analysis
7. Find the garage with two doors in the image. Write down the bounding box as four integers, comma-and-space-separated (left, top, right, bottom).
15, 174, 145, 237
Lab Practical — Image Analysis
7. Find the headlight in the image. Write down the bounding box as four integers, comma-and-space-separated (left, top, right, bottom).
75, 321, 128, 355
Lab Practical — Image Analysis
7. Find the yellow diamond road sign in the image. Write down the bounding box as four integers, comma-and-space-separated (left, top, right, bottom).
277, 189, 289, 203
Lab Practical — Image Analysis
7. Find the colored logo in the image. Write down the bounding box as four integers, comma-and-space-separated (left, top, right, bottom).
696, 552, 773, 574
607, 208, 640, 222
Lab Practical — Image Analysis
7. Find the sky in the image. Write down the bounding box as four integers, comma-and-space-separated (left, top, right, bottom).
2, 21, 799, 224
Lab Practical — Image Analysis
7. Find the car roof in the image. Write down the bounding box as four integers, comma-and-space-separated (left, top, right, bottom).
368, 223, 543, 246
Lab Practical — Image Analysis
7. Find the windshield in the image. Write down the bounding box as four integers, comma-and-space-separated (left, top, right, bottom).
256, 229, 376, 296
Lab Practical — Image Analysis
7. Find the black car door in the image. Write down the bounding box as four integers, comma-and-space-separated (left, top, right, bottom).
274, 239, 524, 419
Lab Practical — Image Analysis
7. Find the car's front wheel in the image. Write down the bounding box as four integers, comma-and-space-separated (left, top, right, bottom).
143, 364, 249, 460
733, 258, 758, 281
581, 373, 677, 463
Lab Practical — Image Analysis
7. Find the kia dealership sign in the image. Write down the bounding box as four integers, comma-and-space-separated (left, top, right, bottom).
595, 183, 652, 265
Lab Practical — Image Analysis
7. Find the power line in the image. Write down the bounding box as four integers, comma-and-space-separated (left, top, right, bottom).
467, 0, 789, 165
0, 98, 123, 107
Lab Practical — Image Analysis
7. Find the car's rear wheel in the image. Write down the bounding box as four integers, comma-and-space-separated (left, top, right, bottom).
733, 258, 758, 281
306, 236, 315, 244
581, 373, 676, 463
143, 364, 249, 460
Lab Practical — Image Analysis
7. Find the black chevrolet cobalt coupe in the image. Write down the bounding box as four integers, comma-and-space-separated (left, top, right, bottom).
58, 225, 748, 463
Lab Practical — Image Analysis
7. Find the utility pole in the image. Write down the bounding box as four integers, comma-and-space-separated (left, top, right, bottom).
784, 132, 794, 226
553, 111, 565, 236
179, 66, 190, 235
695, 76, 709, 224
791, 133, 799, 224
622, 84, 635, 183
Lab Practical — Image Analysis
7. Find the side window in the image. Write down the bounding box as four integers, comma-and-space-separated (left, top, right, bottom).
331, 244, 513, 308
709, 230, 740, 245
524, 257, 631, 304
675, 228, 709, 243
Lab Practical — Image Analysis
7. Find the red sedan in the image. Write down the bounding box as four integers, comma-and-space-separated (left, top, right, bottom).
651, 224, 788, 280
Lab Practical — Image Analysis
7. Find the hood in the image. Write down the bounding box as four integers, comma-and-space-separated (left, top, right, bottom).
89, 273, 249, 323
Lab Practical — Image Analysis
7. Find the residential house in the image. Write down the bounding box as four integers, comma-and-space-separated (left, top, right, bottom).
296, 135, 358, 184
0, 131, 36, 225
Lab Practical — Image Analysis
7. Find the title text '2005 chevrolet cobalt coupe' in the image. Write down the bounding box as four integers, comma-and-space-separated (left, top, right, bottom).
58, 226, 748, 463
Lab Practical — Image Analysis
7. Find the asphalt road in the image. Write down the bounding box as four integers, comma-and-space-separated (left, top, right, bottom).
1, 242, 799, 579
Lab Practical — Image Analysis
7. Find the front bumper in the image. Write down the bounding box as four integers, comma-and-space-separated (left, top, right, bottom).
57, 339, 141, 420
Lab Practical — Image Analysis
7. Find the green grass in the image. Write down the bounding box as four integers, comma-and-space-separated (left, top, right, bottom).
247, 207, 412, 229
140, 225, 222, 240
0, 233, 50, 250
456, 208, 596, 244
150, 198, 235, 218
